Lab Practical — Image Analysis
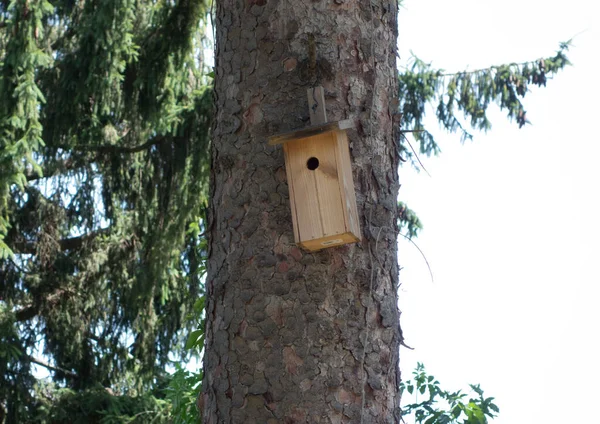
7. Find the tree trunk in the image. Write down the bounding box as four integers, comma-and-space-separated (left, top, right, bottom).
203, 1, 401, 422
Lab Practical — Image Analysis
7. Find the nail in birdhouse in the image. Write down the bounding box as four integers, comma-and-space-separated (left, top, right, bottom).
268, 88, 361, 251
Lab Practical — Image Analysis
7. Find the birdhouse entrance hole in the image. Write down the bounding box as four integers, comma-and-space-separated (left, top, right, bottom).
306, 157, 319, 170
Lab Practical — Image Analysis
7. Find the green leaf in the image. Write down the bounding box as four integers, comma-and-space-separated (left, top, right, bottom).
452, 404, 462, 418
185, 329, 203, 350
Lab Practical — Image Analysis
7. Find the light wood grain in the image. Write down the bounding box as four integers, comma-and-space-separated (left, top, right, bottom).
285, 132, 345, 242
333, 130, 361, 238
283, 130, 361, 251
299, 232, 360, 251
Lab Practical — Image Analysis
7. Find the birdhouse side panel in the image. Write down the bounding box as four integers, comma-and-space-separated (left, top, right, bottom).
334, 130, 361, 238
283, 144, 301, 243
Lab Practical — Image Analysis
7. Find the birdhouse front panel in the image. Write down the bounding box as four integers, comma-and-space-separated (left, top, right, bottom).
283, 129, 361, 251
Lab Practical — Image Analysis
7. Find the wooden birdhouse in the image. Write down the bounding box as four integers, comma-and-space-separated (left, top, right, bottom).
268, 87, 361, 251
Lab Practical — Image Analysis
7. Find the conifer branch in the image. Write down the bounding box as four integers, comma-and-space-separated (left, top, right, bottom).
104, 135, 172, 154
26, 355, 77, 377
10, 228, 109, 255
24, 158, 90, 181
15, 305, 38, 322
15, 288, 76, 322
24, 134, 175, 181
439, 58, 552, 78
398, 41, 571, 161
55, 135, 174, 156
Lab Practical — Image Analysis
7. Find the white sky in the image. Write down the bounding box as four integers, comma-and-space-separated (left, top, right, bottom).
397, 1, 599, 423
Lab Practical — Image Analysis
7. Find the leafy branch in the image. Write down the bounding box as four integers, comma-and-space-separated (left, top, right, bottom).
401, 363, 499, 424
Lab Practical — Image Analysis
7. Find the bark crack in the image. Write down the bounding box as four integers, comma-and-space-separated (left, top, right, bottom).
360, 220, 382, 424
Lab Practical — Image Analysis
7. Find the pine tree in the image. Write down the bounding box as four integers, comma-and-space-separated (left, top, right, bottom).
0, 0, 569, 422
0, 0, 213, 421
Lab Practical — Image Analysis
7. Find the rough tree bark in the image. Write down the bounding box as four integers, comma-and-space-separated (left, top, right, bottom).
202, 0, 402, 422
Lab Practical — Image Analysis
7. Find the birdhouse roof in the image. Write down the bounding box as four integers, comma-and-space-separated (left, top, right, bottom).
268, 120, 353, 146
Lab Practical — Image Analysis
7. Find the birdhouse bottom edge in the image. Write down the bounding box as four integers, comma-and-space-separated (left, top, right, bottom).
297, 231, 360, 252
